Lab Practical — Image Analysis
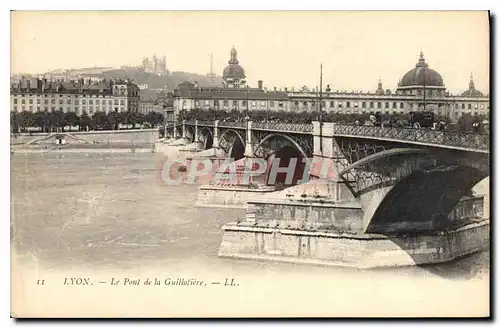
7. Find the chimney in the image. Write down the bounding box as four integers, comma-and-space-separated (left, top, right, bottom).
273, 87, 277, 92
284, 87, 288, 92
258, 80, 263, 90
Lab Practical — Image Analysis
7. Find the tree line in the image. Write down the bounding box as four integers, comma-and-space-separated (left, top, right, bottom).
11, 110, 165, 133
178, 108, 488, 132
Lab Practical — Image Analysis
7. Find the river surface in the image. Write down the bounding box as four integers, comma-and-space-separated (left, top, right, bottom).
10, 152, 490, 317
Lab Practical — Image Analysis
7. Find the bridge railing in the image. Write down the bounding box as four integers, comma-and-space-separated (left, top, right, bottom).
333, 124, 490, 151
217, 122, 247, 129
252, 122, 313, 133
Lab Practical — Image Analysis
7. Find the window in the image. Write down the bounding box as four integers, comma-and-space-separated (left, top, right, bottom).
302, 101, 307, 107
242, 100, 247, 106
44, 99, 48, 105
330, 101, 334, 107
37, 99, 40, 104
13, 106, 17, 110
468, 104, 472, 110
120, 100, 125, 105
114, 99, 119, 105
13, 99, 17, 104
204, 100, 209, 105
67, 100, 71, 105
29, 99, 33, 104
385, 102, 389, 108
362, 102, 366, 108
392, 102, 397, 109
346, 101, 350, 108
377, 102, 381, 109
462, 104, 465, 109
223, 100, 229, 106
270, 101, 275, 107
21, 99, 25, 104
370, 102, 374, 108
474, 104, 478, 109
400, 102, 404, 109
29, 106, 33, 111
354, 102, 358, 108
321, 101, 326, 108
89, 100, 93, 105
59, 100, 63, 105
278, 102, 283, 108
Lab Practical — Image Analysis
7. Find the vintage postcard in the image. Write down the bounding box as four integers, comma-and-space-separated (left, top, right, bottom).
10, 10, 490, 318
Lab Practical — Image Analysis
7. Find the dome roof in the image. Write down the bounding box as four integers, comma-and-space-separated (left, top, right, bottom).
222, 46, 246, 81
399, 52, 444, 87
461, 73, 484, 97
223, 64, 246, 80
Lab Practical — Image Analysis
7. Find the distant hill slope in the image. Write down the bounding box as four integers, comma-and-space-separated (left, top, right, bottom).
84, 68, 224, 89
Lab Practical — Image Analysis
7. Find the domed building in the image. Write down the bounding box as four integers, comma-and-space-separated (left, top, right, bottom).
222, 46, 246, 89
168, 48, 489, 125
461, 73, 484, 97
396, 51, 446, 100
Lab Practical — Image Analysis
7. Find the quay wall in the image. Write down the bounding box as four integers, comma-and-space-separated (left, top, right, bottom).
11, 129, 159, 145
218, 220, 489, 268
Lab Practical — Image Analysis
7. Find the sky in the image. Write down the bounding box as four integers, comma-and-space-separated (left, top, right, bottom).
10, 11, 490, 95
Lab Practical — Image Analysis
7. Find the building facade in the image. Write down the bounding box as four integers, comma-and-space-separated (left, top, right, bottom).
172, 48, 489, 122
10, 77, 140, 114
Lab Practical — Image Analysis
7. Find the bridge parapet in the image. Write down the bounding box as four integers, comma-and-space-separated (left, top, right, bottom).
332, 124, 489, 152
252, 122, 313, 133
218, 122, 246, 129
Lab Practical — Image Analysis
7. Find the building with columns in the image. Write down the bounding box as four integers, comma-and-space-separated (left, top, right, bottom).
171, 48, 489, 122
10, 77, 140, 114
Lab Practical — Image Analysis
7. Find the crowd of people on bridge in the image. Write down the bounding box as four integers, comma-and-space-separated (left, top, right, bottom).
177, 108, 489, 134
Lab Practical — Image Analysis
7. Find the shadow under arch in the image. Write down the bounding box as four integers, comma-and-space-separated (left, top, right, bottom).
367, 165, 488, 233
365, 165, 490, 279
219, 129, 245, 161
264, 145, 307, 186
185, 126, 195, 143
198, 127, 213, 150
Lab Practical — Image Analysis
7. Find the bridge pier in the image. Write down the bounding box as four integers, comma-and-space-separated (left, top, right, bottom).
244, 119, 255, 158
218, 185, 489, 268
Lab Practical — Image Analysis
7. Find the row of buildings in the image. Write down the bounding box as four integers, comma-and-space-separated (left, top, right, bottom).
10, 47, 489, 123
10, 77, 140, 114
170, 47, 489, 122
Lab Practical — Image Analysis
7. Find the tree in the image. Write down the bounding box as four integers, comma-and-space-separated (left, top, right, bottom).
64, 112, 80, 131
80, 112, 92, 131
10, 111, 20, 133
92, 112, 107, 130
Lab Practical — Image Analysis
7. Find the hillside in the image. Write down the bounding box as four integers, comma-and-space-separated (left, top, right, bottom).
84, 68, 224, 90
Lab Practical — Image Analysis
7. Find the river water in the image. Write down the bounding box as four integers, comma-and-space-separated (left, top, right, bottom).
10, 152, 490, 317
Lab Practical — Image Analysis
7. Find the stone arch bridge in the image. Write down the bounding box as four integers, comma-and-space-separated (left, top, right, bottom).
165, 119, 489, 236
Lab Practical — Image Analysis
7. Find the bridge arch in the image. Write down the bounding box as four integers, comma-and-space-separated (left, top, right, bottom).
254, 134, 310, 187
198, 127, 213, 150
365, 165, 488, 234
185, 126, 195, 143
253, 133, 309, 160
219, 129, 245, 160
338, 148, 491, 234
